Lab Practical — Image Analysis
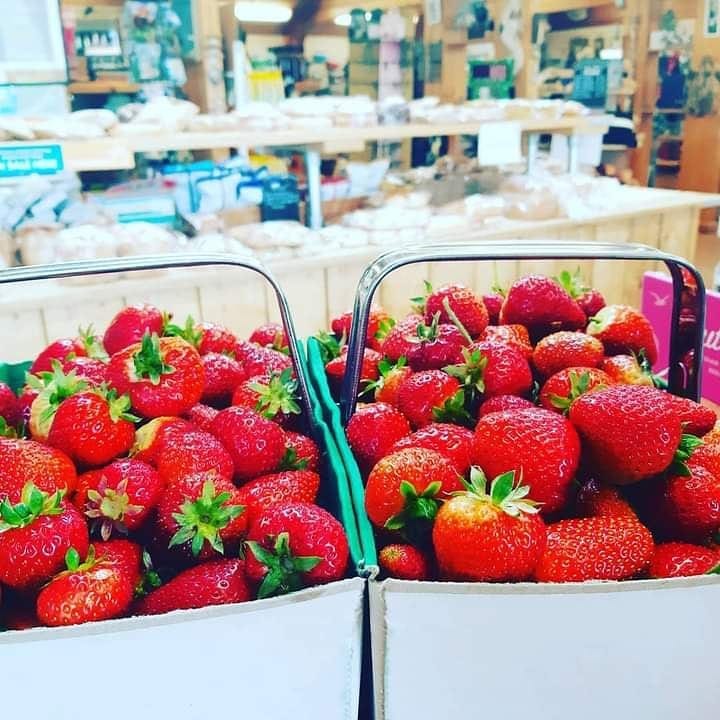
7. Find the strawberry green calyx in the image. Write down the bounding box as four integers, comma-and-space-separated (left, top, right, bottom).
78, 325, 109, 361
554, 268, 588, 299
550, 370, 604, 414
135, 549, 162, 598
445, 348, 488, 394
278, 447, 309, 471
0, 483, 64, 532
99, 386, 140, 424
169, 478, 244, 557
64, 544, 97, 574
316, 330, 345, 364
385, 480, 443, 533
0, 417, 18, 439
432, 389, 475, 428
85, 477, 143, 540
374, 316, 396, 344
250, 368, 301, 420
133, 333, 174, 385
636, 350, 668, 390
364, 357, 407, 396
671, 434, 704, 477
164, 315, 203, 348
707, 563, 720, 575
414, 312, 442, 343
462, 467, 540, 518
410, 280, 433, 315
34, 362, 89, 435
246, 532, 321, 599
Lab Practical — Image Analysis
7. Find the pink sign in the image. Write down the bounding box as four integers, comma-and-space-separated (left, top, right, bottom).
641, 271, 720, 402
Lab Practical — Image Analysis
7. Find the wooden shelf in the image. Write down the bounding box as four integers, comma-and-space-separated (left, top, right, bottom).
657, 134, 684, 142
68, 81, 140, 95
655, 107, 686, 115
655, 158, 681, 168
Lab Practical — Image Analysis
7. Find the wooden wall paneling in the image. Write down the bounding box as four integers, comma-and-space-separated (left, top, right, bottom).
121, 271, 203, 324
658, 206, 700, 260
43, 294, 125, 341
591, 220, 634, 304
324, 259, 372, 319
427, 260, 477, 293
267, 268, 327, 337
0, 309, 47, 363
378, 263, 429, 318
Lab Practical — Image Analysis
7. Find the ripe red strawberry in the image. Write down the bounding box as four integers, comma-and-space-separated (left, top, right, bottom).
103, 304, 164, 356
600, 354, 655, 386
282, 431, 320, 472
535, 516, 654, 582
473, 408, 581, 514
157, 473, 247, 560
424, 283, 489, 338
0, 383, 20, 427
245, 502, 349, 597
36, 543, 137, 627
30, 337, 87, 374
364, 448, 462, 531
482, 293, 504, 325
539, 367, 613, 414
379, 544, 430, 580
500, 275, 586, 331
61, 356, 108, 386
446, 342, 533, 400
577, 289, 606, 318
0, 438, 76, 502
397, 370, 465, 428
346, 403, 411, 470
232, 369, 301, 426
249, 322, 289, 353
183, 403, 219, 432
136, 558, 250, 615
433, 468, 545, 581
94, 538, 143, 581
568, 385, 683, 484
380, 314, 425, 361
16, 386, 38, 426
406, 316, 468, 371
369, 357, 413, 406
478, 394, 535, 417
532, 331, 604, 378
130, 417, 194, 465
75, 459, 163, 539
200, 352, 246, 407
390, 423, 474, 475
107, 334, 204, 418
195, 321, 238, 356
663, 395, 717, 437
210, 406, 287, 481
0, 484, 89, 589
325, 347, 381, 392
587, 305, 658, 364
331, 308, 394, 352
235, 342, 293, 378
575, 478, 637, 520
236, 470, 320, 524
154, 428, 235, 486
554, 269, 605, 319
648, 542, 719, 578
478, 324, 533, 359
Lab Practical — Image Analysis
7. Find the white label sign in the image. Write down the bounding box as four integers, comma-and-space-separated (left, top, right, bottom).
477, 121, 522, 166
425, 0, 442, 26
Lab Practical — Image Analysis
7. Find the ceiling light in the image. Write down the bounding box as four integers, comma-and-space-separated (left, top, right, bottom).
234, 1, 291, 23
334, 13, 351, 27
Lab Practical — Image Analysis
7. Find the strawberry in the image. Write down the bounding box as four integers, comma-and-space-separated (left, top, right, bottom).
599, 354, 654, 386
195, 321, 238, 356
282, 432, 320, 472
424, 283, 489, 338
325, 347, 381, 392
107, 334, 204, 418
364, 448, 462, 532
0, 438, 76, 502
648, 542, 720, 578
380, 314, 425, 361
499, 275, 586, 331
235, 342, 293, 378
389, 423, 474, 475
103, 304, 164, 356
575, 478, 637, 519
30, 336, 87, 375
587, 305, 658, 364
154, 428, 235, 486
16, 386, 38, 426
396, 370, 466, 428
539, 367, 613, 414
0, 383, 20, 427
236, 470, 320, 524
210, 406, 286, 481
134, 558, 250, 615
367, 357, 413, 406
331, 308, 394, 352
36, 543, 137, 627
532, 331, 604, 378
687, 439, 720, 478
577, 290, 605, 318
130, 417, 194, 465
478, 394, 535, 417
554, 269, 605, 319
157, 473, 247, 560
0, 483, 89, 589
535, 516, 654, 582
482, 293, 504, 325
433, 468, 545, 581
406, 315, 468, 371
75, 459, 163, 539
473, 408, 581, 514
346, 402, 411, 470
183, 402, 219, 431
478, 324, 533, 359
568, 385, 683, 484
95, 538, 143, 583
245, 502, 348, 597
445, 342, 533, 400
231, 369, 301, 426
200, 352, 246, 407
61, 356, 108, 386
379, 543, 430, 580
249, 322, 289, 353
664, 395, 717, 437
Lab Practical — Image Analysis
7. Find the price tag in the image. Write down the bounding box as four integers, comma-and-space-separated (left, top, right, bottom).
477, 121, 522, 166
0, 144, 64, 177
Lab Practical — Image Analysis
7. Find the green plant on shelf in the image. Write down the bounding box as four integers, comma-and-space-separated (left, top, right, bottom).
687, 56, 720, 117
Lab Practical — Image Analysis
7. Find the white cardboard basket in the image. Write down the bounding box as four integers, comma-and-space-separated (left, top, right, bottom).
1, 577, 364, 720
370, 576, 720, 720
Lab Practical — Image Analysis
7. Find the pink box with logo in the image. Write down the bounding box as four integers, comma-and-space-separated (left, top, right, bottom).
641, 271, 719, 402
